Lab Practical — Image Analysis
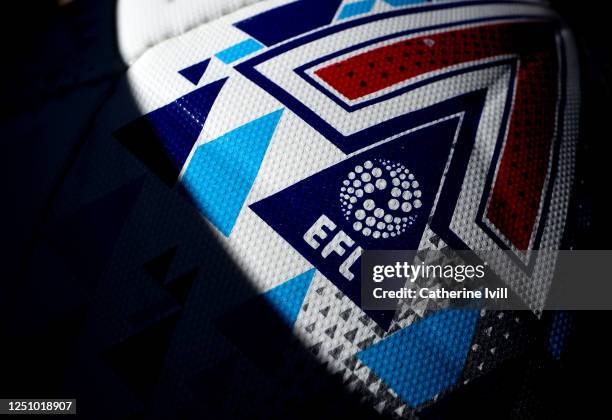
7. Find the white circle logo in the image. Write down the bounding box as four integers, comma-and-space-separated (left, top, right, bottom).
339, 159, 422, 240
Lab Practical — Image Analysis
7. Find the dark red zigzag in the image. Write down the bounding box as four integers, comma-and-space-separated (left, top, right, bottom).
315, 22, 558, 250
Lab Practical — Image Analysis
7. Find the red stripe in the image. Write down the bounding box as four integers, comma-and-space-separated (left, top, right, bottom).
315, 24, 527, 100
486, 46, 557, 250
316, 22, 559, 250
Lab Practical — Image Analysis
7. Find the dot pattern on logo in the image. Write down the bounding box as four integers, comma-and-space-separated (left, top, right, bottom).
339, 159, 422, 240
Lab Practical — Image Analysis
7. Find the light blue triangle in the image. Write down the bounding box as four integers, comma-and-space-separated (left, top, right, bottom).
264, 269, 315, 327
181, 109, 283, 236
357, 309, 479, 407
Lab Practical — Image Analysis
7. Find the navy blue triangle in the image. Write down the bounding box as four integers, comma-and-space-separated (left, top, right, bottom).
103, 309, 181, 400
178, 58, 210, 85
165, 268, 199, 306
114, 78, 226, 185
144, 246, 177, 283
250, 118, 462, 330
234, 0, 342, 46
46, 176, 146, 287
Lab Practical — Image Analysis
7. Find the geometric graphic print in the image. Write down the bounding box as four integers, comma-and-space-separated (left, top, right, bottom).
181, 109, 283, 236
356, 309, 480, 407
113, 0, 579, 414
251, 116, 464, 328
313, 22, 559, 252
238, 6, 573, 314
243, 19, 562, 256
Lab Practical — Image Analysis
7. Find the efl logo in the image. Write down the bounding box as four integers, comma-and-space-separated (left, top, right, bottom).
118, 1, 577, 328
338, 159, 422, 241
302, 159, 424, 280
251, 117, 463, 328
246, 6, 576, 325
